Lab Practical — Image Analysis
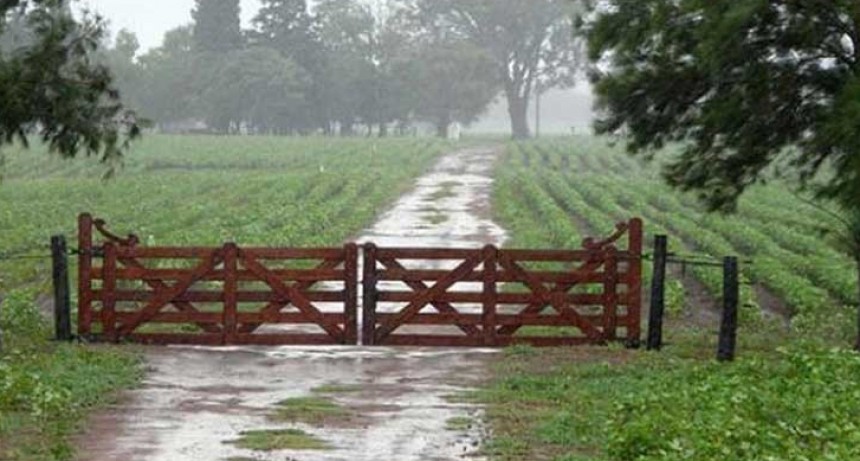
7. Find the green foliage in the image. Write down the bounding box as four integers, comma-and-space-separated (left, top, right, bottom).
0, 293, 140, 461
494, 138, 854, 344
482, 345, 860, 461
608, 348, 860, 461
227, 428, 331, 451
0, 0, 140, 162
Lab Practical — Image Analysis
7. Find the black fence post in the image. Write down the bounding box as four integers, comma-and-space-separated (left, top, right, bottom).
717, 256, 739, 362
51, 235, 72, 342
647, 235, 668, 351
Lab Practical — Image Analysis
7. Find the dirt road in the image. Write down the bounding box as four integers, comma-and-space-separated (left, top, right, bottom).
76, 146, 507, 461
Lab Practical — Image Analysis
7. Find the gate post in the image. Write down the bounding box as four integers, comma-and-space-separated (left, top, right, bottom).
626, 218, 644, 348
51, 235, 72, 342
482, 245, 498, 347
717, 256, 739, 362
647, 235, 668, 351
603, 246, 619, 341
361, 243, 378, 346
223, 243, 239, 345
102, 242, 118, 342
78, 213, 94, 339
344, 243, 359, 345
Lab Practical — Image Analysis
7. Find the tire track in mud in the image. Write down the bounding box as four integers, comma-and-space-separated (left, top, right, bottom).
75, 146, 507, 461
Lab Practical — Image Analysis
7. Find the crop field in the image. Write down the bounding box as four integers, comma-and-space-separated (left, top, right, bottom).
0, 135, 447, 293
494, 137, 856, 341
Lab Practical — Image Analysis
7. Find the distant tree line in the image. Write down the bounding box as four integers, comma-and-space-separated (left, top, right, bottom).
104, 0, 581, 138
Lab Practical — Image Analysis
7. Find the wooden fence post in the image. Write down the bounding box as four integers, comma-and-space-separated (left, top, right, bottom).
626, 218, 643, 348
717, 256, 739, 362
223, 243, 239, 345
361, 243, 378, 346
51, 235, 72, 342
344, 243, 359, 345
647, 235, 668, 351
77, 213, 94, 338
482, 245, 498, 347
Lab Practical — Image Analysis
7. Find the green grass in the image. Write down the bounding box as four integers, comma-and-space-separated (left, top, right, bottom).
0, 289, 141, 461
226, 428, 331, 451
446, 416, 474, 431
482, 137, 860, 461
311, 383, 363, 394
269, 396, 352, 426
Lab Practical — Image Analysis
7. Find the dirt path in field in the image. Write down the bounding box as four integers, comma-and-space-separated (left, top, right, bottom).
75, 146, 507, 461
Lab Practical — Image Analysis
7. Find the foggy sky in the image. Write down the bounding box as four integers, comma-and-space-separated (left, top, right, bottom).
78, 0, 263, 52
77, 0, 595, 133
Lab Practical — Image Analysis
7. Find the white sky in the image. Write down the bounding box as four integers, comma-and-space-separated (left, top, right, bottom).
77, 0, 264, 52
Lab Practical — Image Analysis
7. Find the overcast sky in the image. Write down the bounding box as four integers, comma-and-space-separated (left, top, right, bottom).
78, 0, 264, 52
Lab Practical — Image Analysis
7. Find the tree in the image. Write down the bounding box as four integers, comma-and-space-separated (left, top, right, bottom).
417, 0, 583, 139
135, 26, 196, 127
191, 0, 243, 55
0, 0, 139, 162
406, 39, 498, 137
583, 0, 860, 349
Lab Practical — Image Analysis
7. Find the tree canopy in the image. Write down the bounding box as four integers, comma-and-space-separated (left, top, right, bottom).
583, 0, 860, 348
0, 0, 139, 160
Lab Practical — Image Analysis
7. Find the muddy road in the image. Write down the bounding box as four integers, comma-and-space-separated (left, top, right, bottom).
76, 146, 508, 461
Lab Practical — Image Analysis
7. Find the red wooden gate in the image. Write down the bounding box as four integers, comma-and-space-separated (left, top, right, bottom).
77, 214, 358, 345
77, 214, 642, 347
362, 219, 642, 347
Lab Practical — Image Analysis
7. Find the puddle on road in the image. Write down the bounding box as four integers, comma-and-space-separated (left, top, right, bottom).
76, 146, 508, 461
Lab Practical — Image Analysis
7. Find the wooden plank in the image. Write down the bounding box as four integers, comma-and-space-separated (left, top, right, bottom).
374, 253, 484, 342
100, 290, 346, 303
223, 243, 238, 344
125, 333, 224, 346
237, 257, 345, 333
102, 243, 118, 342
112, 254, 223, 334
377, 256, 482, 338
112, 312, 348, 324
231, 334, 341, 346
362, 243, 378, 345
375, 247, 484, 260
603, 247, 619, 341
241, 250, 345, 342
117, 249, 223, 336
116, 247, 222, 258
91, 267, 347, 282
373, 313, 611, 326
375, 269, 610, 284
498, 253, 603, 341
378, 335, 486, 347
495, 253, 610, 336
482, 245, 497, 346
343, 243, 359, 345
376, 291, 611, 305
626, 218, 644, 347
77, 213, 94, 337
240, 247, 344, 259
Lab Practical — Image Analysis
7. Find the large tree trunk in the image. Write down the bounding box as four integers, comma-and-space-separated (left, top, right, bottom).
378, 123, 388, 138
436, 113, 451, 139
507, 93, 531, 140
339, 120, 354, 137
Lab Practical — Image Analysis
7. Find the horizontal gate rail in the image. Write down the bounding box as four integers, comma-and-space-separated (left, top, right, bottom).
78, 214, 357, 346
362, 218, 643, 348
78, 213, 642, 348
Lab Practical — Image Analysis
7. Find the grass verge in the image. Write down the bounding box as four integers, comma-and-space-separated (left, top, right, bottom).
226, 428, 331, 451
479, 326, 860, 461
0, 289, 142, 461
269, 396, 352, 426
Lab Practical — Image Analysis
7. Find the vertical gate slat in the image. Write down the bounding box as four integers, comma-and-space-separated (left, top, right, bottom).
482, 245, 498, 347
344, 243, 359, 345
78, 213, 94, 338
223, 243, 239, 345
102, 242, 118, 342
362, 243, 378, 346
603, 247, 618, 341
626, 218, 644, 347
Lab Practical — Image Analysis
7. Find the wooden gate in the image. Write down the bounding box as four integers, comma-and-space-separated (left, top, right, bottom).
77, 214, 358, 345
77, 214, 642, 347
362, 219, 643, 347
